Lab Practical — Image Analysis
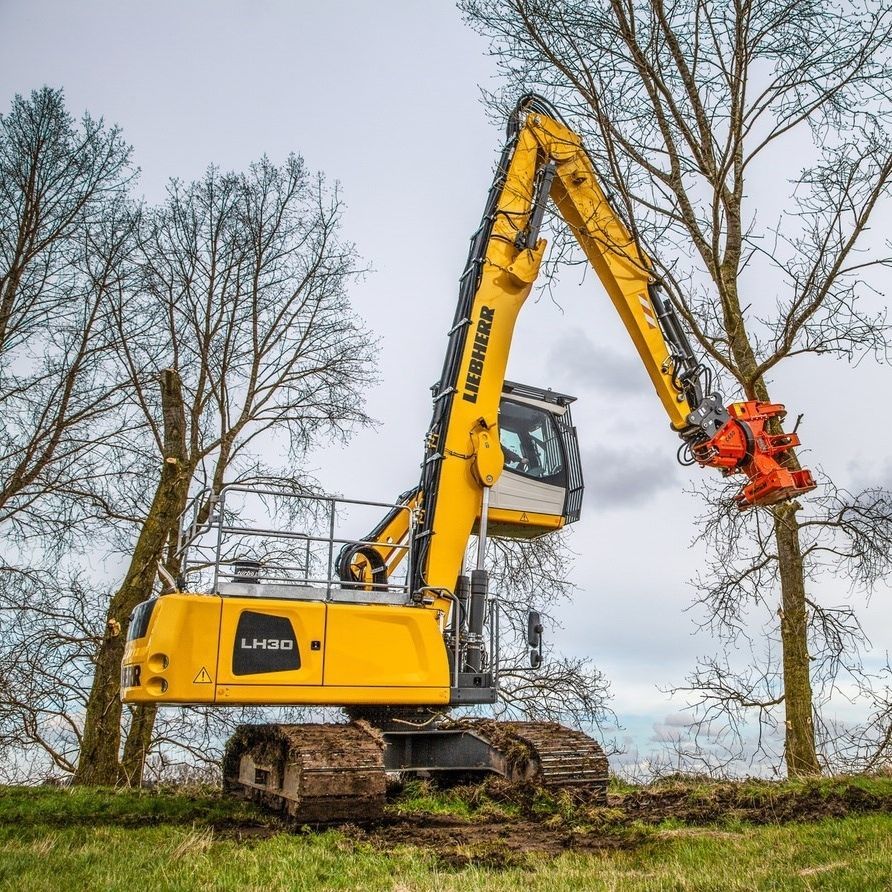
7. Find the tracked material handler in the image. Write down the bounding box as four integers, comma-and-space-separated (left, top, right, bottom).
121, 96, 814, 822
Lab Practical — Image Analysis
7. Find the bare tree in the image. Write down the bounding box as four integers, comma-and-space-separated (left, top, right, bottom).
0, 87, 140, 542
669, 480, 892, 769
0, 567, 106, 779
462, 0, 892, 774
483, 535, 613, 730
842, 661, 892, 773
75, 156, 376, 785
0, 87, 149, 784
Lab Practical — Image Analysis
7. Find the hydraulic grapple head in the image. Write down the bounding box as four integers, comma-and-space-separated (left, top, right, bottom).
692, 401, 816, 509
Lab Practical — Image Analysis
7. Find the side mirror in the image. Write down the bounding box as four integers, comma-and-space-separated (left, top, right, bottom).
527, 610, 543, 670
527, 610, 542, 646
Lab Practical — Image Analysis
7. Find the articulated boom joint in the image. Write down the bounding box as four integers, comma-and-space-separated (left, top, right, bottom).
690, 401, 816, 509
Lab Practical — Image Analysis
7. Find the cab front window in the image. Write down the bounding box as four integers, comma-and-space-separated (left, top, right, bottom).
498, 400, 566, 486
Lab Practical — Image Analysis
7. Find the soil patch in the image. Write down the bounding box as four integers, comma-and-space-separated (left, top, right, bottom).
335, 778, 892, 860
610, 781, 888, 825
347, 814, 634, 868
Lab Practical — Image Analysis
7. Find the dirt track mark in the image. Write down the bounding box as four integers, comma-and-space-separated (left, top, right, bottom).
347, 814, 635, 868
611, 781, 890, 825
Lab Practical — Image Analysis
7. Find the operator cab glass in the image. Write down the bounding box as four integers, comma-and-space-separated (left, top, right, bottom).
498, 399, 567, 487
484, 381, 585, 538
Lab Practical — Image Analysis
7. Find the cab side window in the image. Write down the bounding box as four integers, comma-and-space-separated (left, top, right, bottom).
498, 400, 566, 486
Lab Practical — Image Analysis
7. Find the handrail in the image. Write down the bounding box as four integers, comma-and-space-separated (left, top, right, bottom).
174, 482, 416, 600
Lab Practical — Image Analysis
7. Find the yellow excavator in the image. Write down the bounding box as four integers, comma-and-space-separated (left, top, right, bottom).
121, 95, 814, 821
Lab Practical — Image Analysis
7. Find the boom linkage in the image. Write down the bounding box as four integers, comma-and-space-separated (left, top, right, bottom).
516, 95, 815, 510
342, 93, 818, 599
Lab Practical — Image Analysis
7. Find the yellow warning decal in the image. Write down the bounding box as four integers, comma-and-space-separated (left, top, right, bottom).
520, 512, 529, 522
193, 667, 212, 684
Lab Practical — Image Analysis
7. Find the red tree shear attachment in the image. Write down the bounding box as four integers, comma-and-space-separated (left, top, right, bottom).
691, 401, 816, 509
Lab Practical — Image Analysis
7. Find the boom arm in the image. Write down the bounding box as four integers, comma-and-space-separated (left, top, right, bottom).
342, 95, 815, 608
517, 98, 815, 504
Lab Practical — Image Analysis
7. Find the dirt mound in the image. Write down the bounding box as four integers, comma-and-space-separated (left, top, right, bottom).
612, 780, 887, 825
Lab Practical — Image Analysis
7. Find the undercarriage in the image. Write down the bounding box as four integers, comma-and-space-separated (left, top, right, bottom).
223, 714, 609, 824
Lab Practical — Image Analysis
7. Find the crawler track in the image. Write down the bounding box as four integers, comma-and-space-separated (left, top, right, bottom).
222, 722, 387, 824
223, 719, 608, 823
456, 720, 609, 800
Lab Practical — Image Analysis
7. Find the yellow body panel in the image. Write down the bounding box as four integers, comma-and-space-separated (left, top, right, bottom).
122, 593, 220, 703
121, 593, 450, 707
214, 684, 450, 706
323, 602, 448, 688
483, 507, 564, 538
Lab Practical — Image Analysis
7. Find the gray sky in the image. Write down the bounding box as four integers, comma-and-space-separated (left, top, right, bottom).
3, 0, 890, 766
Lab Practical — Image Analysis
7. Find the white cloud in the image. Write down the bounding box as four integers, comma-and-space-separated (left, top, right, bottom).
547, 330, 650, 397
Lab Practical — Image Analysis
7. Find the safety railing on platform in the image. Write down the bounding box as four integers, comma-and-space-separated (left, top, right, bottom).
174, 484, 416, 602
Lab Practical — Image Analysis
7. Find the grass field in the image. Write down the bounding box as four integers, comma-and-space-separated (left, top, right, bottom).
0, 779, 890, 891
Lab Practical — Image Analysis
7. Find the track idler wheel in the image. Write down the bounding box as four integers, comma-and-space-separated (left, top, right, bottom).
452, 720, 610, 804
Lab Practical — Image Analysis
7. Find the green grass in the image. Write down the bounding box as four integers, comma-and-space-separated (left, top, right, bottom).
0, 784, 889, 891
0, 784, 264, 828
390, 779, 520, 820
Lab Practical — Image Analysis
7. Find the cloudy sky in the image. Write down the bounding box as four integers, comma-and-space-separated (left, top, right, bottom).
3, 0, 889, 769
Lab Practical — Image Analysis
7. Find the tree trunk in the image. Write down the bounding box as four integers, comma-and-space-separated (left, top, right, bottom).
721, 273, 820, 777
74, 368, 190, 785
119, 703, 157, 786
753, 365, 818, 775
774, 501, 821, 776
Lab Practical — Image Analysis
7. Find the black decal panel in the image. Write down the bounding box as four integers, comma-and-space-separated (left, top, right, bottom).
233, 611, 301, 676
462, 305, 495, 403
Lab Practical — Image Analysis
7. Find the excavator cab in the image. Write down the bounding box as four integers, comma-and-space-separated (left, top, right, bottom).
486, 381, 584, 538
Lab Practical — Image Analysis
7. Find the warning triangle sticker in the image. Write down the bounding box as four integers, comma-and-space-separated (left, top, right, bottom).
193, 667, 212, 684
520, 512, 529, 522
